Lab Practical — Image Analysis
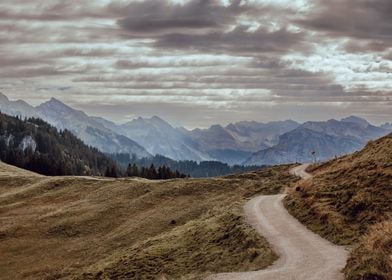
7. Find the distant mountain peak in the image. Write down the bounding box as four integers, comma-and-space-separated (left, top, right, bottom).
341, 116, 370, 127
149, 115, 171, 126
38, 97, 74, 113
126, 115, 173, 130
151, 115, 164, 121
49, 97, 60, 102
208, 124, 225, 131
48, 97, 67, 106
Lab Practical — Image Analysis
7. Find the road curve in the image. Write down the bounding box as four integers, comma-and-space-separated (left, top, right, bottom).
289, 163, 312, 180
206, 164, 348, 280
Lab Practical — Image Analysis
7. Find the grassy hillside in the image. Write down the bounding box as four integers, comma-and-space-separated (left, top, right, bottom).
344, 221, 391, 280
285, 133, 392, 279
0, 161, 298, 280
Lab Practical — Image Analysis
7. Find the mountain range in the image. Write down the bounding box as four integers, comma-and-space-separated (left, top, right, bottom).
0, 94, 150, 159
245, 117, 388, 165
0, 92, 390, 165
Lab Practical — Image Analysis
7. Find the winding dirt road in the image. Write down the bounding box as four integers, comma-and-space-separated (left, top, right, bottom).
206, 164, 348, 280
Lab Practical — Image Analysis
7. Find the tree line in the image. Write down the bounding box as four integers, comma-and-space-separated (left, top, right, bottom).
0, 113, 117, 176
111, 153, 262, 178
0, 112, 188, 179
104, 163, 188, 179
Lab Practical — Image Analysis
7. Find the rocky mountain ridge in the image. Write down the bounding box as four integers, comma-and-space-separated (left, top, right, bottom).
1, 93, 390, 165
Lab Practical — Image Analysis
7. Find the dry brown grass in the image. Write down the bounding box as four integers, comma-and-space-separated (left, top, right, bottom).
79, 205, 276, 280
284, 133, 392, 279
0, 161, 298, 280
344, 221, 392, 280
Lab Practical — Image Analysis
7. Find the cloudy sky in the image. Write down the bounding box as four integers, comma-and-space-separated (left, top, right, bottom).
0, 0, 391, 127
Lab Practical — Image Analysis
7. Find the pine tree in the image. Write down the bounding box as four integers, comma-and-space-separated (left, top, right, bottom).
148, 164, 157, 179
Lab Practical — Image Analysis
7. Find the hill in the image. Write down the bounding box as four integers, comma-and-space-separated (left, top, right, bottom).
285, 133, 392, 279
0, 162, 298, 279
0, 112, 118, 176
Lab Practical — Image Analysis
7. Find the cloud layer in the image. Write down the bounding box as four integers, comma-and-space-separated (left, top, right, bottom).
0, 0, 390, 127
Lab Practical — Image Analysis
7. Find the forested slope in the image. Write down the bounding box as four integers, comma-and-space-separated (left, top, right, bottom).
0, 112, 117, 176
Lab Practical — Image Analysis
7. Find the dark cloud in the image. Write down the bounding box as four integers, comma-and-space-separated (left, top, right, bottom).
298, 0, 392, 52
117, 0, 248, 35
74, 62, 348, 99
117, 0, 307, 55
155, 26, 306, 54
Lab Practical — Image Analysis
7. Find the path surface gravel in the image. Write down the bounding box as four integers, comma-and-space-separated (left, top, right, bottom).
206, 164, 348, 280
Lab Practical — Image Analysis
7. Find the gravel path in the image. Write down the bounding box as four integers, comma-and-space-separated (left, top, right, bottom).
206, 164, 348, 280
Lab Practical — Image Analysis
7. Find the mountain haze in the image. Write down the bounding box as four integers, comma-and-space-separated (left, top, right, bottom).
37, 98, 150, 158
0, 93, 150, 159
245, 117, 389, 165
188, 120, 300, 164
0, 93, 38, 118
226, 120, 300, 148
1, 93, 389, 166
381, 122, 392, 130
119, 116, 210, 161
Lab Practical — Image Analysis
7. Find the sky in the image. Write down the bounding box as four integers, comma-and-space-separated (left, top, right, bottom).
0, 0, 391, 128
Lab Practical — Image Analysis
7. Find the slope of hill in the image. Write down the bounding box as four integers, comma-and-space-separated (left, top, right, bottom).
0, 160, 42, 177
0, 162, 298, 279
284, 133, 392, 279
245, 117, 389, 165
0, 113, 118, 176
